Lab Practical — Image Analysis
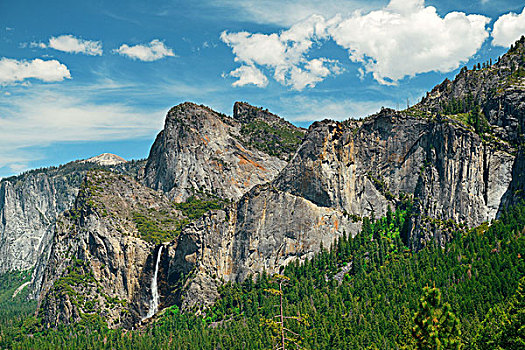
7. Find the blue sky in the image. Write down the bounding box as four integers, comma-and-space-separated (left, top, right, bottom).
0, 0, 524, 177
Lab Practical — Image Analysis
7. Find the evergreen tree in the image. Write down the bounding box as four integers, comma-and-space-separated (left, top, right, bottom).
412, 286, 462, 349
501, 276, 525, 349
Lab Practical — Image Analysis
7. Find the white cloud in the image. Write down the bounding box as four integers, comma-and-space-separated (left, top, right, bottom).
492, 7, 525, 47
0, 57, 71, 85
29, 41, 47, 49
35, 34, 103, 55
228, 65, 268, 87
221, 0, 490, 86
0, 86, 165, 172
329, 0, 490, 84
221, 15, 342, 90
114, 39, 175, 61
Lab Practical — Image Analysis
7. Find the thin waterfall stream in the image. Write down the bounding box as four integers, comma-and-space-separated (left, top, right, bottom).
143, 245, 163, 320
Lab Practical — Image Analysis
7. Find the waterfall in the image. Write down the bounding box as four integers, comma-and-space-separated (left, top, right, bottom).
143, 245, 163, 320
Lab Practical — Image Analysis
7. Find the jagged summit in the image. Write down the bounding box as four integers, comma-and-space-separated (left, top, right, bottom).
82, 153, 127, 166
416, 36, 525, 143
142, 102, 288, 202
233, 101, 295, 127
233, 101, 306, 160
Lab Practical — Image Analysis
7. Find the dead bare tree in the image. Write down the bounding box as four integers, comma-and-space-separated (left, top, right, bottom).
263, 274, 306, 350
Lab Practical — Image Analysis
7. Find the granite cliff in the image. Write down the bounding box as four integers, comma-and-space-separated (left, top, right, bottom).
17, 39, 525, 326
37, 170, 182, 328
141, 102, 304, 202
0, 159, 144, 298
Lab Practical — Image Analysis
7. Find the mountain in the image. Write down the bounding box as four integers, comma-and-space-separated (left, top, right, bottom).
81, 153, 127, 166
3, 39, 525, 340
157, 40, 524, 311
141, 102, 303, 203
0, 157, 144, 298
37, 170, 183, 328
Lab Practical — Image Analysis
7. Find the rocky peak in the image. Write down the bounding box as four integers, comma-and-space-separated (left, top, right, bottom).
82, 153, 127, 166
417, 37, 525, 144
141, 102, 289, 202
233, 101, 287, 125
233, 101, 306, 161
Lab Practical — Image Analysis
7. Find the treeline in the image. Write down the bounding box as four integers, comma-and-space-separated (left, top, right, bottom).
0, 204, 524, 349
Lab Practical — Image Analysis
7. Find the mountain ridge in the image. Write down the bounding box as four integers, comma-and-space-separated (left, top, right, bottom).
2, 39, 525, 332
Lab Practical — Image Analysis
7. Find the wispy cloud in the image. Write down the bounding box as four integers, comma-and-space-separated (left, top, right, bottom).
279, 95, 396, 122
0, 84, 165, 173
209, 0, 383, 26
492, 6, 525, 47
34, 34, 103, 55
0, 57, 71, 85
114, 39, 175, 61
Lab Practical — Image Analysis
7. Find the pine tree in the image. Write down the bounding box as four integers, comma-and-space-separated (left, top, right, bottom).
501, 276, 525, 349
412, 286, 462, 349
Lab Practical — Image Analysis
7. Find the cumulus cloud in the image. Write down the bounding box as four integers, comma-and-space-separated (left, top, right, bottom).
329, 0, 489, 84
492, 7, 525, 47
35, 34, 103, 55
221, 15, 342, 90
114, 39, 175, 61
0, 57, 71, 85
228, 65, 268, 87
221, 0, 490, 87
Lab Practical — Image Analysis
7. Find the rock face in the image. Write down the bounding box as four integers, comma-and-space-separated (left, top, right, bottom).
169, 109, 517, 310
38, 170, 180, 328
419, 36, 525, 145
141, 102, 300, 202
418, 36, 525, 208
169, 184, 358, 312
23, 40, 525, 326
0, 159, 145, 298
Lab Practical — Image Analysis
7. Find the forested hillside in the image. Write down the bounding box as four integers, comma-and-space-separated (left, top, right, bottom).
1, 202, 523, 349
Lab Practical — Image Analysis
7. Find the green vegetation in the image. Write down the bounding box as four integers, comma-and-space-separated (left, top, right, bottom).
0, 270, 35, 325
475, 276, 525, 349
412, 286, 461, 349
133, 196, 225, 244
132, 211, 181, 244
174, 196, 225, 220
240, 120, 304, 159
1, 203, 524, 349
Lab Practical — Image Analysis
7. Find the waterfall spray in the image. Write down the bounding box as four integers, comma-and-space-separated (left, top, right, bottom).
143, 245, 163, 320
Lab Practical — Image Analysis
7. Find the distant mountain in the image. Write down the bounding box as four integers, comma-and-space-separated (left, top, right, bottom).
81, 153, 127, 166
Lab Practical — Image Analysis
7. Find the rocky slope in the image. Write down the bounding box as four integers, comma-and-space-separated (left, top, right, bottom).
141, 102, 302, 202
168, 107, 517, 310
30, 39, 525, 325
37, 170, 181, 328
418, 35, 525, 144
0, 158, 144, 298
233, 101, 305, 161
